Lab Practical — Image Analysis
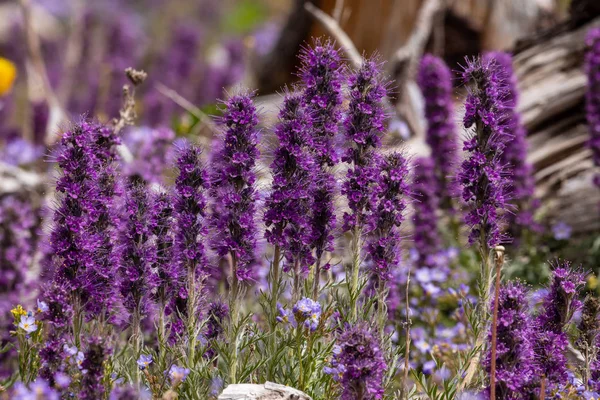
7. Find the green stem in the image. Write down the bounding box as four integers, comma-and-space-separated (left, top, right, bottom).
132, 307, 142, 388
187, 266, 197, 365
229, 253, 240, 384
312, 256, 321, 300
296, 326, 304, 389
292, 259, 301, 303
350, 226, 362, 322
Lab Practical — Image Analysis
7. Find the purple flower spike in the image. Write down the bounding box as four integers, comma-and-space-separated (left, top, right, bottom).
117, 180, 158, 317
534, 262, 585, 389
211, 93, 260, 282
417, 55, 460, 211
299, 39, 343, 167
79, 337, 111, 400
151, 192, 174, 307
299, 40, 343, 264
484, 51, 538, 237
412, 157, 441, 268
485, 282, 535, 397
342, 58, 388, 232
325, 323, 387, 400
366, 153, 410, 282
171, 144, 209, 319
264, 94, 316, 272
50, 122, 101, 294
458, 57, 513, 249
586, 27, 600, 190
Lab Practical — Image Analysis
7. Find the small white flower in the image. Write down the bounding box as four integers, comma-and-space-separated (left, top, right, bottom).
18, 315, 37, 333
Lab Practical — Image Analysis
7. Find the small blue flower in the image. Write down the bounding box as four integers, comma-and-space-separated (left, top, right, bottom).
552, 221, 572, 241
137, 354, 153, 370
293, 297, 321, 331
168, 365, 190, 383
37, 299, 49, 313
18, 315, 37, 333
54, 372, 71, 388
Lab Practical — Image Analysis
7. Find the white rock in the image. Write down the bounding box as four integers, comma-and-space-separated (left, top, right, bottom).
218, 382, 312, 400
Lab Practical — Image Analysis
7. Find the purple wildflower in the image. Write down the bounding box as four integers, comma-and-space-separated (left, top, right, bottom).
326, 323, 387, 400
586, 27, 600, 189
264, 94, 316, 273
293, 297, 321, 331
172, 144, 209, 318
137, 354, 153, 370
49, 122, 100, 295
13, 379, 59, 400
412, 157, 441, 268
366, 153, 410, 282
417, 55, 460, 211
151, 192, 174, 307
458, 57, 512, 249
342, 58, 388, 232
86, 123, 121, 316
485, 282, 535, 397
210, 93, 260, 282
79, 337, 111, 400
484, 51, 538, 237
534, 262, 585, 387
168, 364, 191, 384
299, 41, 342, 270
299, 39, 343, 167
117, 179, 157, 317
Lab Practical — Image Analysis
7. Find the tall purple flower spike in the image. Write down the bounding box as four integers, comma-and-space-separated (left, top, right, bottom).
117, 179, 158, 318
210, 93, 260, 282
342, 58, 388, 232
585, 27, 600, 190
325, 323, 387, 400
172, 144, 209, 320
412, 157, 441, 268
484, 51, 538, 237
485, 282, 536, 397
366, 153, 410, 282
264, 93, 316, 273
458, 57, 512, 249
534, 262, 585, 390
86, 123, 121, 316
299, 40, 343, 263
417, 55, 460, 212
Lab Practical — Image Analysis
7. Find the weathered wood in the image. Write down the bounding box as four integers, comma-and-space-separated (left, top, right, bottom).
513, 16, 600, 234
218, 382, 312, 400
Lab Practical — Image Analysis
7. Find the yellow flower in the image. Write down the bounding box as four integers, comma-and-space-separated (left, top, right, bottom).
0, 57, 17, 96
10, 305, 27, 319
588, 275, 598, 291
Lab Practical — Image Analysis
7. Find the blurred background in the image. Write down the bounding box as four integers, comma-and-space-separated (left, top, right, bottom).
0, 0, 599, 278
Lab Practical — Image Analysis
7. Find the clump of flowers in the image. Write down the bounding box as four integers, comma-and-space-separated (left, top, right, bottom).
485, 282, 535, 397
534, 262, 586, 389
325, 324, 387, 400
417, 54, 460, 212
